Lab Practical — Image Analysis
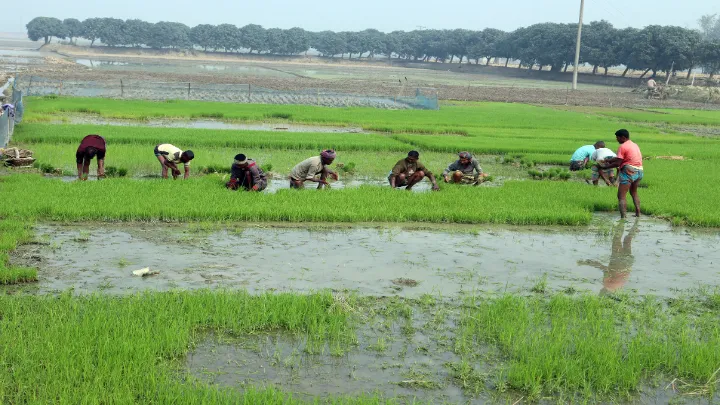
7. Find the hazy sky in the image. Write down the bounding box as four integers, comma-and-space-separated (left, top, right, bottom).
6, 0, 717, 33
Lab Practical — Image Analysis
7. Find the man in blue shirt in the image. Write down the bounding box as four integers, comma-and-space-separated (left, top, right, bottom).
570, 144, 596, 171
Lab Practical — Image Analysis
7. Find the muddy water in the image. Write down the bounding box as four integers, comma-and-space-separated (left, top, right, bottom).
186, 328, 696, 404
51, 116, 367, 133
188, 329, 466, 403
10, 214, 719, 297
52, 175, 436, 192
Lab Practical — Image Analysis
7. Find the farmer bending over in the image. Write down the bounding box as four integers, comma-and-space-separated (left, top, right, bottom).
154, 144, 194, 180
289, 150, 338, 189
603, 129, 644, 218
76, 134, 106, 181
589, 141, 618, 186
389, 151, 439, 191
569, 144, 595, 171
226, 154, 267, 191
442, 151, 488, 185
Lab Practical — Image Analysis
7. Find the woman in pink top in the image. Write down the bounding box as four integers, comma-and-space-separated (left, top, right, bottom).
605, 129, 643, 218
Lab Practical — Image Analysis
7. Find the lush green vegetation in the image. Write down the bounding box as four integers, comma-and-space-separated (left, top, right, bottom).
0, 290, 369, 403
1, 288, 718, 403
0, 219, 37, 284
393, 132, 720, 160
3, 98, 720, 403
22, 97, 641, 134
8, 98, 720, 227
17, 123, 412, 152
596, 108, 720, 126
22, 144, 519, 178
2, 158, 718, 226
0, 175, 606, 225
455, 291, 720, 401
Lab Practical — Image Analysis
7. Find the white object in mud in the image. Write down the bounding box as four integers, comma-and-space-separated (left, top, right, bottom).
132, 267, 158, 277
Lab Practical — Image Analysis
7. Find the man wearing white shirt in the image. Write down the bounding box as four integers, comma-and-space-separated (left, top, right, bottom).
589, 141, 617, 186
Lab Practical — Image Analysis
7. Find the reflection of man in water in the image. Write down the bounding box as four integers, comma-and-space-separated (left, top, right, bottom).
578, 220, 639, 294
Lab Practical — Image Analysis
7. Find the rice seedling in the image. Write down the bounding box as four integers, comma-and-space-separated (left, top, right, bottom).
454, 292, 720, 402
104, 166, 128, 177
0, 290, 372, 403
24, 96, 683, 135
527, 168, 572, 181
0, 218, 37, 284
0, 174, 611, 226
594, 108, 720, 126
15, 124, 413, 152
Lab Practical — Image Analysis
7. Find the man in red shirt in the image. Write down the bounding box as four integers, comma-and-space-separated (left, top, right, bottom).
605, 129, 643, 218
76, 134, 106, 181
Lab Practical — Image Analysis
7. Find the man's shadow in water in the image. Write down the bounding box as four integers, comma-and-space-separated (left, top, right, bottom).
578, 219, 640, 295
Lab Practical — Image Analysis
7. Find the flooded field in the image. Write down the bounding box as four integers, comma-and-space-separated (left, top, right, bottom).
75, 59, 301, 78
10, 215, 719, 297
186, 320, 700, 404
48, 115, 367, 133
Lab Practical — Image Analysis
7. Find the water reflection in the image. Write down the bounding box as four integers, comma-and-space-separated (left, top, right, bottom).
579, 219, 639, 294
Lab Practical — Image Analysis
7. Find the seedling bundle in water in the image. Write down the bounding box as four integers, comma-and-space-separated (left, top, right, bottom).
528, 167, 572, 180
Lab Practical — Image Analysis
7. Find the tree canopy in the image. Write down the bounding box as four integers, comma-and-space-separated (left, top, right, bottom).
25, 16, 720, 78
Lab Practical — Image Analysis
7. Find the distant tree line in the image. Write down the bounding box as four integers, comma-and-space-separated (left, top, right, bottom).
26, 16, 720, 79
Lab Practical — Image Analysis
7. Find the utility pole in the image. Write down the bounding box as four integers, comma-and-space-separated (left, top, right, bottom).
572, 0, 586, 90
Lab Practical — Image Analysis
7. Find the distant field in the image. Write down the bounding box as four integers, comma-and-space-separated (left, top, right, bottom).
582, 107, 720, 126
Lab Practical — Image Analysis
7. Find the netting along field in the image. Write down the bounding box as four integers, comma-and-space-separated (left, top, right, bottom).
12, 76, 439, 110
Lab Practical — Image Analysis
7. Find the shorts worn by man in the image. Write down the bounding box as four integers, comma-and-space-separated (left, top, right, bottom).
76, 134, 106, 181
226, 154, 267, 191
442, 151, 487, 185
570, 144, 595, 171
589, 141, 617, 186
604, 129, 644, 218
154, 144, 194, 180
289, 150, 338, 189
389, 151, 440, 191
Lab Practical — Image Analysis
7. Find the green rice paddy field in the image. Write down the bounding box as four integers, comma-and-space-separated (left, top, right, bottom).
1, 97, 719, 403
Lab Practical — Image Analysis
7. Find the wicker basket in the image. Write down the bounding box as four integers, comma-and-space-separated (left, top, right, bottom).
4, 157, 36, 167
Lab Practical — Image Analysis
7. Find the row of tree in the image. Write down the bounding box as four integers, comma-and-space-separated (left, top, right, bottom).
26, 16, 720, 78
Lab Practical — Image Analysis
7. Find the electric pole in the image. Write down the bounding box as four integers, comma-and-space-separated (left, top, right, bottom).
572, 0, 585, 90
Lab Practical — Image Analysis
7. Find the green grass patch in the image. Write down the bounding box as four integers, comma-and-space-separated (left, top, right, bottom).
14, 124, 413, 152
597, 108, 720, 126
393, 133, 720, 160
455, 292, 720, 401
0, 290, 368, 403
23, 97, 652, 133
0, 175, 607, 225
0, 218, 38, 284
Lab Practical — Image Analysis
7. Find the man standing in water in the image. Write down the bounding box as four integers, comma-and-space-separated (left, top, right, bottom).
389, 151, 440, 191
442, 151, 488, 185
154, 144, 194, 180
226, 154, 267, 191
76, 134, 106, 181
289, 150, 339, 189
604, 129, 643, 218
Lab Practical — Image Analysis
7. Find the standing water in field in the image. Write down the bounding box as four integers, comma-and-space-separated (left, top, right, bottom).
9, 214, 719, 296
